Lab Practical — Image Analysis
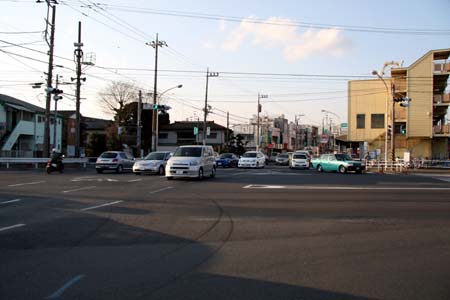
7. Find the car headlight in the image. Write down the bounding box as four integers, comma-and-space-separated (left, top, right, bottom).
189, 161, 199, 166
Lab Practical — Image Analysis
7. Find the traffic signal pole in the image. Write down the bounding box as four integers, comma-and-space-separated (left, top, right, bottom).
391, 84, 396, 161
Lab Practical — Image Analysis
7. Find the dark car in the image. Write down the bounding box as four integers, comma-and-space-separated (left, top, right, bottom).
216, 153, 239, 168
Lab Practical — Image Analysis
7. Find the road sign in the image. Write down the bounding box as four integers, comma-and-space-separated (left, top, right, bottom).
193, 127, 198, 135
341, 123, 348, 128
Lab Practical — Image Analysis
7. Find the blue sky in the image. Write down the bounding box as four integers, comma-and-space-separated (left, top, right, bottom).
0, 0, 449, 128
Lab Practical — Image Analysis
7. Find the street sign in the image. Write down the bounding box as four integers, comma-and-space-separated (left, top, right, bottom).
143, 103, 152, 110
341, 123, 348, 128
206, 127, 211, 136
193, 127, 198, 135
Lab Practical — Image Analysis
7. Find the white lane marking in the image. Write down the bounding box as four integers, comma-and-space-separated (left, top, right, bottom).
149, 186, 173, 194
128, 179, 142, 182
47, 274, 85, 299
81, 200, 123, 211
62, 186, 96, 193
243, 184, 450, 191
7, 181, 45, 187
0, 198, 21, 205
0, 223, 26, 232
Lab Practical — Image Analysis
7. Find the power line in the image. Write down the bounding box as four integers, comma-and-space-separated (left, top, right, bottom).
93, 3, 450, 36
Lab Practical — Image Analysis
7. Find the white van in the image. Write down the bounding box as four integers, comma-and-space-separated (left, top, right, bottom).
165, 145, 216, 180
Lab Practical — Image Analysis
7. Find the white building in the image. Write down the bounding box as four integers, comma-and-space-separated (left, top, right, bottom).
0, 94, 62, 157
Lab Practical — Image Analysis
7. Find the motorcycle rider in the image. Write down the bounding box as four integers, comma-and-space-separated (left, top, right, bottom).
50, 148, 64, 171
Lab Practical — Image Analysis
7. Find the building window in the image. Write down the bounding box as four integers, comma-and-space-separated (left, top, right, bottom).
371, 114, 384, 129
356, 114, 365, 129
158, 133, 168, 139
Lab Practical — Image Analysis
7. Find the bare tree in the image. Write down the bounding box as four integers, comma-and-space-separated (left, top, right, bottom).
98, 81, 139, 124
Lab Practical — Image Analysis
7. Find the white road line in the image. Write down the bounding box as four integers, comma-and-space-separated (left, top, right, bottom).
47, 274, 85, 299
0, 198, 21, 205
0, 223, 26, 232
81, 200, 123, 211
7, 181, 45, 187
128, 179, 142, 182
149, 186, 173, 194
243, 184, 450, 191
62, 186, 96, 193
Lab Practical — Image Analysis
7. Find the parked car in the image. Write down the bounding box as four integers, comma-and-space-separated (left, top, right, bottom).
275, 153, 290, 165
216, 153, 239, 168
238, 151, 266, 168
165, 145, 216, 180
132, 151, 171, 175
290, 153, 310, 169
95, 151, 135, 173
269, 152, 279, 162
311, 153, 365, 174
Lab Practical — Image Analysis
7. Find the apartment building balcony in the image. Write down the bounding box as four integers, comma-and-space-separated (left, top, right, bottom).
434, 62, 450, 74
433, 124, 450, 137
433, 93, 450, 106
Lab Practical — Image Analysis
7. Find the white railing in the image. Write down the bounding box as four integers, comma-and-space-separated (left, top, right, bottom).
365, 159, 450, 172
0, 157, 89, 169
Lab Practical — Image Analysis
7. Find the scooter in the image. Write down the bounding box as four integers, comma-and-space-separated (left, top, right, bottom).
46, 158, 64, 174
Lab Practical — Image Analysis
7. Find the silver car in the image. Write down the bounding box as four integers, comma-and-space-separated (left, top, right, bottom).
132, 151, 171, 175
95, 151, 135, 174
165, 145, 216, 180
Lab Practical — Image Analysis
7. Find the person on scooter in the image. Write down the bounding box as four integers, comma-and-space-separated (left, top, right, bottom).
50, 148, 64, 171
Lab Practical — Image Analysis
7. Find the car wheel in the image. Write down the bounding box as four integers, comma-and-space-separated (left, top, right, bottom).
96, 169, 103, 174
356, 170, 363, 174
158, 165, 165, 175
166, 176, 173, 180
339, 165, 347, 174
116, 165, 123, 173
198, 168, 204, 180
256, 162, 259, 168
210, 166, 216, 178
317, 165, 323, 172
135, 172, 141, 175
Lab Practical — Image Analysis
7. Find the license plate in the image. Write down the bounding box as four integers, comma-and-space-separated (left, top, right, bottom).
217, 162, 222, 165
176, 170, 183, 175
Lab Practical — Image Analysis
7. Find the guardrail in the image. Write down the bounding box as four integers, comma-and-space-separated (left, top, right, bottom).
366, 159, 450, 173
0, 157, 89, 169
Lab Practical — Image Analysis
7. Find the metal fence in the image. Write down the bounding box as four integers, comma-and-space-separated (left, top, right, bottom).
0, 157, 89, 169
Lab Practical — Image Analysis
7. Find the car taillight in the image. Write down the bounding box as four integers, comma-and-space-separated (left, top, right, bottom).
112, 159, 118, 163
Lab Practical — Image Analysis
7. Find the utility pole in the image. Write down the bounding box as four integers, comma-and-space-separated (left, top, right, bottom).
257, 93, 268, 151
391, 84, 396, 161
147, 33, 167, 152
42, 1, 57, 157
226, 111, 229, 146
137, 90, 142, 157
53, 74, 60, 150
203, 68, 219, 145
74, 21, 83, 158
295, 114, 304, 150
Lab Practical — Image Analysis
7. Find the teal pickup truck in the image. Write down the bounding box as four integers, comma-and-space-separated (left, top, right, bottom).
311, 153, 365, 174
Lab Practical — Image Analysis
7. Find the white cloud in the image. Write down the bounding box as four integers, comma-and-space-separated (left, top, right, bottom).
201, 40, 215, 49
219, 18, 226, 32
222, 16, 351, 61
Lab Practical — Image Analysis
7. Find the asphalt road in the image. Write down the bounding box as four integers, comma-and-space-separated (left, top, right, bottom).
1, 166, 450, 300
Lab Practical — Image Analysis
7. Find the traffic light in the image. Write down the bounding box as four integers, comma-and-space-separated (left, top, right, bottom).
394, 96, 412, 107
387, 125, 392, 137
400, 125, 406, 135
152, 104, 159, 110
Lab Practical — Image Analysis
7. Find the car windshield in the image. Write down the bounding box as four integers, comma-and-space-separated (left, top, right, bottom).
335, 154, 353, 161
220, 154, 233, 159
173, 147, 202, 157
100, 152, 118, 159
293, 154, 307, 159
243, 152, 257, 158
278, 154, 288, 158
144, 152, 166, 160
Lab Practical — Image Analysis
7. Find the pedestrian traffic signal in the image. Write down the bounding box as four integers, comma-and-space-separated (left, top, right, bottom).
400, 125, 406, 135
387, 125, 392, 137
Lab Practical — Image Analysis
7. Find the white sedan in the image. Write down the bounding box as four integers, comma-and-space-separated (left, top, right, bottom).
238, 151, 266, 168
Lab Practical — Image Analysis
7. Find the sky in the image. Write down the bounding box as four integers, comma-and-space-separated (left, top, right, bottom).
0, 0, 449, 129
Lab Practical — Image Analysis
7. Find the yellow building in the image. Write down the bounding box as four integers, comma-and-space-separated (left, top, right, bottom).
348, 49, 450, 160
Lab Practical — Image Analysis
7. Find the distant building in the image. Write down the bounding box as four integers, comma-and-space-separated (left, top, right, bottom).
0, 94, 62, 157
158, 121, 231, 152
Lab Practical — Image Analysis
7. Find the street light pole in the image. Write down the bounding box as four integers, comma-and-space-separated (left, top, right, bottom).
372, 71, 390, 163
203, 69, 219, 145
155, 84, 182, 151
